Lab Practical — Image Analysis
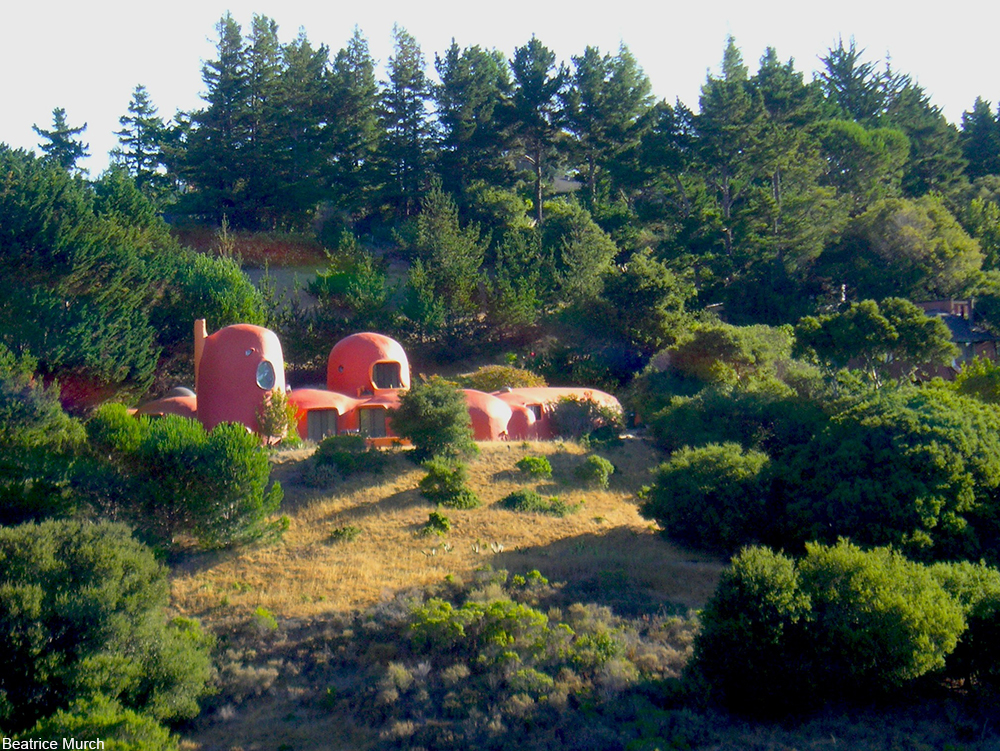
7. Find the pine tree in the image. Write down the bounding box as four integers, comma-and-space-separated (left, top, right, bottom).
111, 85, 169, 202
961, 97, 1000, 179
328, 27, 382, 220
510, 36, 567, 224
32, 107, 89, 174
380, 25, 432, 218
434, 41, 513, 197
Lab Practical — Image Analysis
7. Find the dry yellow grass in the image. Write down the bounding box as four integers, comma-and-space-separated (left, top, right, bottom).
170, 439, 725, 624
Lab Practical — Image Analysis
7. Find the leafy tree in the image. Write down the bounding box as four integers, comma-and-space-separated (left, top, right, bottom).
661, 320, 795, 387
510, 36, 567, 224
542, 199, 618, 304
821, 196, 983, 300
84, 405, 283, 549
693, 541, 966, 715
391, 375, 477, 461
776, 385, 1000, 558
0, 520, 213, 732
794, 298, 958, 385
32, 106, 89, 173
813, 119, 909, 215
641, 443, 771, 553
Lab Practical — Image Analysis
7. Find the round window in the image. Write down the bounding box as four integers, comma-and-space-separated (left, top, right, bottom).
256, 360, 276, 390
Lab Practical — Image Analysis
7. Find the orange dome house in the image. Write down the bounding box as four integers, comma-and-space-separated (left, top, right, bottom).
327, 332, 410, 396
197, 323, 286, 432
463, 390, 514, 441
493, 387, 621, 440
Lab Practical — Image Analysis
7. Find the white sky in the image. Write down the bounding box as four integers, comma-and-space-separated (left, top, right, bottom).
3, 0, 997, 175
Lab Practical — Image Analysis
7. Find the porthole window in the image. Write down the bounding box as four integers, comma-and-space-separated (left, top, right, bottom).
256, 360, 276, 390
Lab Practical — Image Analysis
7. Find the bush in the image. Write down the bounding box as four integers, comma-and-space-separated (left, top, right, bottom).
84, 404, 283, 549
16, 696, 180, 751
418, 458, 480, 509
456, 364, 547, 392
500, 489, 578, 517
515, 455, 552, 477
314, 434, 387, 476
550, 395, 624, 440
929, 560, 1000, 686
640, 443, 771, 553
692, 540, 967, 715
423, 511, 452, 536
256, 388, 302, 447
391, 376, 478, 462
0, 520, 213, 733
575, 455, 614, 489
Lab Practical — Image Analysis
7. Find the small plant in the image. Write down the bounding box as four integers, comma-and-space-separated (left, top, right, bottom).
329, 524, 362, 543
419, 458, 481, 509
422, 511, 452, 536
314, 434, 387, 476
575, 455, 615, 489
252, 606, 279, 634
515, 455, 552, 477
256, 388, 302, 447
500, 488, 580, 517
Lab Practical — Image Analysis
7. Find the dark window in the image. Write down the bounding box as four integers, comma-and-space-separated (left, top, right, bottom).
359, 408, 387, 438
527, 404, 543, 420
306, 409, 338, 442
256, 360, 276, 390
372, 361, 402, 389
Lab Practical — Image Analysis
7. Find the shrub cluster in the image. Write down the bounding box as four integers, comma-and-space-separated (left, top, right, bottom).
515, 454, 553, 477
575, 454, 615, 489
0, 520, 213, 735
499, 488, 578, 517
314, 434, 388, 476
692, 540, 1000, 714
456, 364, 547, 392
418, 458, 480, 509
332, 568, 697, 750
550, 395, 624, 440
83, 404, 283, 549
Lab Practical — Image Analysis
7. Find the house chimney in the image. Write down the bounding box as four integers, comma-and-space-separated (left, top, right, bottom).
194, 319, 208, 387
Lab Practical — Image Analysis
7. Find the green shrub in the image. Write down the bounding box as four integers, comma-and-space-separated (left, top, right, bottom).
314, 434, 387, 476
456, 364, 547, 392
640, 443, 772, 553
515, 455, 552, 477
84, 405, 283, 549
692, 540, 967, 715
392, 376, 478, 462
929, 560, 1000, 686
329, 524, 362, 543
15, 696, 180, 751
0, 520, 213, 733
500, 489, 579, 517
256, 388, 302, 447
423, 511, 452, 536
550, 395, 624, 439
418, 458, 480, 509
575, 454, 615, 489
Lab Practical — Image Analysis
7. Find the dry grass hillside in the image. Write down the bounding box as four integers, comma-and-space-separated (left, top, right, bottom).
171, 439, 724, 623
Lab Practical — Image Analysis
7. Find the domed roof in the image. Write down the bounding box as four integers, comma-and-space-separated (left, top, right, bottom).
327, 332, 410, 395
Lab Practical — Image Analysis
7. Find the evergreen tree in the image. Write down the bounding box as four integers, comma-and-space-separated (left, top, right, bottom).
328, 28, 383, 221
180, 13, 252, 226
818, 37, 888, 124
32, 107, 89, 174
510, 36, 567, 224
434, 41, 514, 197
380, 25, 432, 218
111, 84, 170, 202
961, 97, 1000, 179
